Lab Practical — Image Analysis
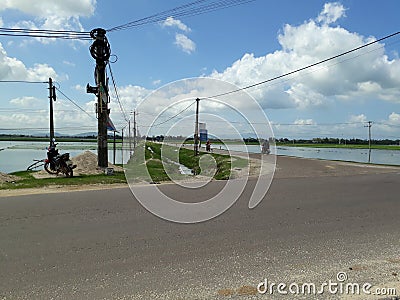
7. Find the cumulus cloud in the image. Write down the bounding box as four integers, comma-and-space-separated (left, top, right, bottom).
294, 118, 316, 125
388, 112, 400, 124
349, 114, 368, 123
316, 2, 346, 24
106, 84, 152, 128
0, 42, 57, 80
162, 17, 191, 32
0, 0, 96, 43
152, 79, 162, 86
0, 0, 95, 18
161, 17, 196, 54
9, 96, 43, 107
210, 2, 400, 110
175, 33, 196, 54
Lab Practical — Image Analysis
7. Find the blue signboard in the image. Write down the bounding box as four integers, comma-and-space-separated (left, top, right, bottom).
199, 129, 208, 142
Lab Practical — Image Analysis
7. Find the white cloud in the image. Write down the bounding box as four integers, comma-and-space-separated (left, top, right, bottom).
63, 60, 76, 67
162, 17, 191, 32
161, 17, 196, 54
0, 0, 96, 44
152, 79, 162, 86
9, 96, 43, 107
210, 2, 400, 109
0, 0, 95, 18
107, 84, 152, 128
175, 33, 196, 54
0, 42, 57, 80
294, 118, 315, 125
349, 114, 368, 123
388, 112, 400, 124
74, 84, 84, 91
316, 2, 346, 24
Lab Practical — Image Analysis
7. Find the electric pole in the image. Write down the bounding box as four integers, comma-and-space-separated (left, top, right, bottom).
87, 28, 111, 168
133, 110, 137, 149
365, 121, 373, 163
128, 119, 132, 156
48, 77, 56, 147
121, 127, 124, 165
194, 98, 200, 156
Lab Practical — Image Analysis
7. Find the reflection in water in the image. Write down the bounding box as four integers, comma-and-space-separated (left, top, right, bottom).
218, 144, 399, 166
0, 141, 132, 173
368, 148, 371, 164
1, 141, 399, 173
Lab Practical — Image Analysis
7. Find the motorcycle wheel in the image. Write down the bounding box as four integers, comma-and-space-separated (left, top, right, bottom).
44, 161, 58, 175
65, 167, 73, 178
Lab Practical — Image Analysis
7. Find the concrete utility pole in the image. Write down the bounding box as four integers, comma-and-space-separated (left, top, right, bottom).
365, 121, 373, 163
87, 28, 111, 168
48, 78, 56, 147
128, 119, 132, 156
121, 127, 124, 165
133, 110, 137, 149
194, 98, 200, 156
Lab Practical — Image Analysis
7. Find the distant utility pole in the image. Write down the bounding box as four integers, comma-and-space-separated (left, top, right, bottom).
365, 121, 373, 163
87, 28, 111, 168
128, 119, 132, 156
48, 77, 56, 147
194, 98, 200, 156
133, 110, 137, 149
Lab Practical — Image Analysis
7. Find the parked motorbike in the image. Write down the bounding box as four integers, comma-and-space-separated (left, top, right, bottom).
44, 143, 76, 177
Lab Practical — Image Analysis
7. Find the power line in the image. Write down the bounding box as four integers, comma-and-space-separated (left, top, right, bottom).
145, 100, 196, 127
0, 126, 97, 131
0, 80, 47, 84
0, 0, 255, 39
108, 63, 129, 122
0, 27, 91, 40
107, 0, 256, 32
55, 87, 94, 119
202, 31, 400, 99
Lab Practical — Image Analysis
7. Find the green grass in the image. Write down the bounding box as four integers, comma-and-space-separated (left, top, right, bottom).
125, 142, 244, 182
1, 171, 126, 190
277, 143, 400, 150
177, 146, 232, 180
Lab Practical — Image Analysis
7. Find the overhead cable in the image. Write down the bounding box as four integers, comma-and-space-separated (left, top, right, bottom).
202, 31, 400, 99
107, 0, 256, 32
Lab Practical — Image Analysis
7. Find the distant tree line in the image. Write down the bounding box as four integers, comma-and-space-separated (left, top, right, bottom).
276, 137, 400, 145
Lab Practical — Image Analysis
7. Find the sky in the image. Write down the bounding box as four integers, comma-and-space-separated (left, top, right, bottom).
0, 0, 399, 140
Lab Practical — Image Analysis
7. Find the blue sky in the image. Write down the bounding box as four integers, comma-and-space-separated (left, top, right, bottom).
0, 0, 399, 140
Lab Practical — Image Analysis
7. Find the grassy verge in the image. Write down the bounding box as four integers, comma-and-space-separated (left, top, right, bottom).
0, 171, 126, 190
125, 142, 247, 182
1, 142, 248, 190
277, 143, 400, 150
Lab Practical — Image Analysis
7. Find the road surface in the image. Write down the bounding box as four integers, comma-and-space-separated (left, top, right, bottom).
0, 156, 399, 299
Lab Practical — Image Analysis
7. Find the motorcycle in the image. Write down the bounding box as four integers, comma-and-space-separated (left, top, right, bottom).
44, 143, 77, 177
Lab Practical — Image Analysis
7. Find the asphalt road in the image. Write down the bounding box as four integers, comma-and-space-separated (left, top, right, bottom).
1, 157, 400, 299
